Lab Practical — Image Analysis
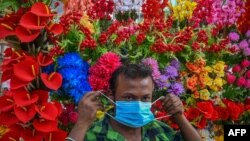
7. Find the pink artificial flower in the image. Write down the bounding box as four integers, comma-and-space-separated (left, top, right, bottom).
241, 59, 250, 68
246, 70, 250, 79
232, 64, 241, 73
245, 79, 250, 88
236, 77, 246, 87
226, 73, 236, 84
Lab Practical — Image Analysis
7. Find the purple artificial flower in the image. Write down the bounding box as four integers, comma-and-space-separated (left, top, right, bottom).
239, 40, 249, 49
170, 59, 180, 70
164, 66, 178, 78
167, 82, 185, 96
228, 32, 239, 41
243, 48, 250, 56
155, 75, 170, 90
246, 30, 250, 38
142, 58, 161, 81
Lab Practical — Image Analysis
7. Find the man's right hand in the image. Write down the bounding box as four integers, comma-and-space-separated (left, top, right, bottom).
77, 91, 104, 125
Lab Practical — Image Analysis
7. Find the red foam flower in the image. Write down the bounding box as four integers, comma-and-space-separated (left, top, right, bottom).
30, 2, 54, 17
14, 104, 36, 123
33, 118, 58, 133
44, 130, 67, 141
46, 23, 64, 35
13, 88, 39, 107
0, 22, 16, 39
19, 12, 48, 30
196, 101, 214, 119
35, 103, 58, 120
15, 25, 41, 42
40, 72, 63, 90
0, 110, 19, 126
37, 52, 53, 66
21, 129, 45, 141
0, 95, 15, 112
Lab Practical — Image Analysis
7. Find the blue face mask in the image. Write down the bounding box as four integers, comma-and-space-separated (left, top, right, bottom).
98, 91, 171, 128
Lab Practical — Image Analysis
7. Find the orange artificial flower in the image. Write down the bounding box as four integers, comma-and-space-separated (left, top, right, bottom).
186, 75, 198, 91
186, 62, 202, 73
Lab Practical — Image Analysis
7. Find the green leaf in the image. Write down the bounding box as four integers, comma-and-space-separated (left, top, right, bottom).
0, 0, 20, 12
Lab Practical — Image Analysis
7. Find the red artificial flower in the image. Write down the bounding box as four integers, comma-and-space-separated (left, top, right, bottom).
21, 129, 45, 141
33, 89, 49, 104
33, 118, 58, 133
14, 104, 36, 123
0, 110, 19, 126
245, 98, 250, 111
35, 103, 58, 120
15, 25, 41, 42
40, 72, 63, 90
223, 99, 244, 121
51, 101, 63, 116
0, 22, 16, 39
0, 130, 20, 141
19, 12, 48, 29
0, 95, 15, 112
197, 117, 207, 129
186, 107, 200, 120
196, 101, 214, 119
215, 106, 229, 120
44, 130, 67, 141
13, 88, 39, 107
69, 112, 78, 123
10, 75, 30, 89
30, 2, 54, 17
46, 23, 64, 35
13, 56, 39, 82
37, 52, 53, 66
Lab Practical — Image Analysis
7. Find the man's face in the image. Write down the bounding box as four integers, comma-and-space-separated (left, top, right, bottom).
114, 74, 154, 102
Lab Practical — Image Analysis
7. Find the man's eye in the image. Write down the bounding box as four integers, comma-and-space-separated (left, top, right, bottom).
125, 96, 134, 100
142, 97, 150, 101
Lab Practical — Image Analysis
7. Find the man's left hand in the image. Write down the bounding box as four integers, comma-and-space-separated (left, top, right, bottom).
163, 94, 184, 118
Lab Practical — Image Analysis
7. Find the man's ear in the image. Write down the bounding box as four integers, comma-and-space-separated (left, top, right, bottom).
107, 89, 114, 101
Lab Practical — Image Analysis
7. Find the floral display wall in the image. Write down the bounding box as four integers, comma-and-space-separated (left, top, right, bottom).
0, 0, 250, 141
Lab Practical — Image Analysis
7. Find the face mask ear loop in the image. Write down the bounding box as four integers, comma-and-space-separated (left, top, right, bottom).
151, 96, 165, 106
155, 114, 172, 120
97, 90, 117, 106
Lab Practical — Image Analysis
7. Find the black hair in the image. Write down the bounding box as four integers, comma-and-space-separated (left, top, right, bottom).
109, 63, 154, 95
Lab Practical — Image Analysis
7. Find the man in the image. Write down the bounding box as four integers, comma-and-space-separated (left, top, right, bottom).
67, 64, 202, 141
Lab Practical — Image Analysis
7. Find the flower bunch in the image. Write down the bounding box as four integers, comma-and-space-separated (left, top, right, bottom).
142, 0, 168, 20
156, 59, 185, 96
171, 0, 197, 21
228, 31, 250, 56
211, 0, 245, 26
58, 103, 78, 131
89, 52, 121, 91
237, 0, 250, 33
141, 58, 161, 81
57, 53, 92, 103
87, 0, 115, 20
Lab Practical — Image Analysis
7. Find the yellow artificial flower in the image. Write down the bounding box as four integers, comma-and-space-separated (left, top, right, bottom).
214, 135, 224, 141
204, 75, 213, 86
80, 12, 95, 33
199, 89, 210, 100
205, 66, 213, 73
96, 105, 113, 120
171, 0, 197, 21
214, 77, 224, 87
213, 61, 225, 77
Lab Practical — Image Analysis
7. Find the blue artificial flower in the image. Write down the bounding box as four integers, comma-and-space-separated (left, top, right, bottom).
57, 52, 92, 103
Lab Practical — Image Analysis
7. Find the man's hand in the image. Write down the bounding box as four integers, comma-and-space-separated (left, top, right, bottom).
68, 91, 104, 141
77, 91, 104, 125
162, 94, 184, 118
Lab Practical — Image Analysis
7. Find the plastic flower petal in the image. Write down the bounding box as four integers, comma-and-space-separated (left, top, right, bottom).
13, 57, 39, 82
21, 129, 45, 141
33, 118, 58, 133
0, 95, 15, 112
14, 104, 36, 123
44, 130, 67, 141
30, 2, 54, 17
0, 22, 16, 39
40, 72, 63, 90
37, 52, 53, 67
19, 12, 48, 30
13, 89, 39, 107
35, 103, 58, 121
46, 23, 64, 35
15, 25, 40, 42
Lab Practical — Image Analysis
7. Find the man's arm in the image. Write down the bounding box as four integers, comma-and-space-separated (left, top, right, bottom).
67, 91, 104, 141
163, 94, 202, 141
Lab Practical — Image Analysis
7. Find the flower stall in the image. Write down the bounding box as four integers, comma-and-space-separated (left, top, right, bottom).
0, 0, 250, 141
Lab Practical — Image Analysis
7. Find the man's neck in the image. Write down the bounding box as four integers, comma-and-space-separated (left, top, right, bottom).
109, 118, 141, 141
